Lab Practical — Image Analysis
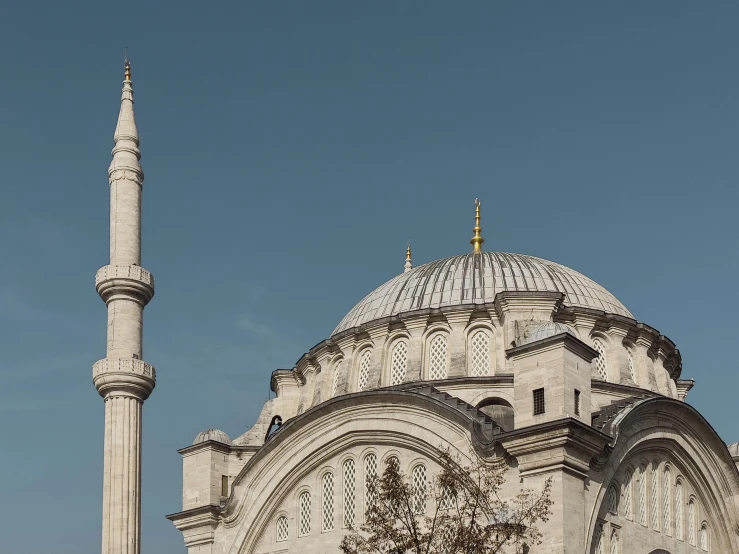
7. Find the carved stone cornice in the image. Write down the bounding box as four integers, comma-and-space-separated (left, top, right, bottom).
165, 504, 220, 547
92, 357, 156, 400
96, 264, 155, 306
108, 167, 143, 187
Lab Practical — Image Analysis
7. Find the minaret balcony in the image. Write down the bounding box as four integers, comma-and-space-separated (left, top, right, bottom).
93, 357, 156, 399
96, 264, 155, 305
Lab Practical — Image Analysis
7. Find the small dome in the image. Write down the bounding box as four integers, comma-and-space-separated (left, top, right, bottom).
193, 429, 232, 445
524, 322, 577, 345
728, 442, 739, 458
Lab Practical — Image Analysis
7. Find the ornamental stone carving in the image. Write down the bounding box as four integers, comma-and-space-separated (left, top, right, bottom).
92, 357, 156, 399
108, 168, 143, 186
95, 264, 155, 305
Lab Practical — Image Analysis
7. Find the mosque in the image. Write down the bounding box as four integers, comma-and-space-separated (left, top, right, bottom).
95, 64, 739, 554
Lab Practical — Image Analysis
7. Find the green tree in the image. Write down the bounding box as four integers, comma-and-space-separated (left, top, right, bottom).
340, 449, 552, 554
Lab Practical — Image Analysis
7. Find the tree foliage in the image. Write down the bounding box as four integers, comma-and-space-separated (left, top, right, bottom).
340, 449, 552, 554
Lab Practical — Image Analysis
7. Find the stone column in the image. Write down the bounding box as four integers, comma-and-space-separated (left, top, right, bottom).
446, 311, 472, 378
401, 317, 428, 382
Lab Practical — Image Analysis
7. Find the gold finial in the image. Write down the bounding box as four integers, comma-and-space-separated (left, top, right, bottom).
470, 198, 484, 253
404, 242, 413, 273
124, 59, 132, 82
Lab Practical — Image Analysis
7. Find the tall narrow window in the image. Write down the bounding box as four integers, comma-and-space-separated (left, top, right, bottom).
688, 499, 696, 545
343, 459, 356, 528
412, 464, 427, 514
592, 338, 608, 380
638, 464, 647, 526
594, 524, 605, 554
276, 515, 289, 541
390, 341, 408, 385
675, 480, 683, 540
609, 530, 619, 554
221, 475, 229, 497
332, 360, 343, 396
428, 335, 448, 380
364, 453, 378, 515
470, 331, 490, 376
628, 352, 636, 382
624, 470, 633, 520
358, 350, 371, 391
299, 491, 311, 536
533, 388, 545, 415
700, 523, 709, 551
574, 389, 581, 416
663, 467, 672, 535
321, 472, 334, 532
651, 462, 660, 531
607, 485, 619, 515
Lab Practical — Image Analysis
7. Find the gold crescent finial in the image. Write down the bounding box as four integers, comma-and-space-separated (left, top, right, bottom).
470, 198, 484, 253
124, 58, 132, 82
404, 242, 413, 273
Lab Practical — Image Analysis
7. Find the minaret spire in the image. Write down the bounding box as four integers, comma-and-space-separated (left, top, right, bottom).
470, 198, 484, 253
93, 59, 156, 554
404, 242, 413, 273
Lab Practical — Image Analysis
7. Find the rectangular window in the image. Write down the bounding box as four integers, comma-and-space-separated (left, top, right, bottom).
574, 389, 581, 416
533, 388, 545, 415
221, 475, 229, 497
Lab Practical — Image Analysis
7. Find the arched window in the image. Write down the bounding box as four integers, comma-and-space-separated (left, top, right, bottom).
675, 480, 683, 540
594, 524, 605, 554
343, 459, 356, 528
428, 334, 448, 380
651, 462, 660, 531
299, 491, 311, 536
609, 530, 619, 554
623, 470, 633, 520
364, 453, 378, 514
276, 515, 289, 541
688, 499, 696, 545
663, 467, 672, 535
321, 472, 335, 532
390, 341, 408, 385
412, 464, 427, 514
607, 485, 619, 515
628, 352, 636, 382
592, 339, 608, 380
332, 360, 343, 396
470, 330, 491, 376
638, 463, 647, 526
700, 523, 709, 551
357, 350, 371, 391
386, 455, 400, 472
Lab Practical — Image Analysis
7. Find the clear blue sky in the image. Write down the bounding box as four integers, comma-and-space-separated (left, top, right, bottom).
1, 2, 737, 552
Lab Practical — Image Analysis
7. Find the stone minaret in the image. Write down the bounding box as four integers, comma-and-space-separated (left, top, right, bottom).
93, 60, 156, 554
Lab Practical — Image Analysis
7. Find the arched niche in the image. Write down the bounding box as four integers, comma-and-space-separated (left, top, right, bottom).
476, 397, 513, 432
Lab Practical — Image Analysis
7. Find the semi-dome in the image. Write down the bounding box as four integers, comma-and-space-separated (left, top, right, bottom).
193, 429, 232, 445
333, 252, 632, 335
524, 322, 577, 344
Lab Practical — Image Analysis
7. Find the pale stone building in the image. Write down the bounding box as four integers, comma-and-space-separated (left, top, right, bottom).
94, 64, 739, 554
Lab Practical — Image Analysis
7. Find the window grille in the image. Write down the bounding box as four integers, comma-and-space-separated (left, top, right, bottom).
592, 339, 608, 380
651, 462, 660, 531
343, 459, 356, 528
364, 453, 378, 514
594, 524, 604, 554
533, 388, 545, 416
638, 464, 647, 526
412, 464, 427, 514
299, 491, 311, 536
439, 525, 455, 554
628, 352, 636, 382
574, 389, 581, 416
358, 350, 371, 391
688, 500, 696, 545
609, 530, 619, 554
675, 481, 683, 540
322, 472, 334, 532
624, 471, 633, 520
607, 485, 618, 515
700, 523, 709, 551
332, 361, 343, 396
470, 331, 490, 376
439, 485, 455, 510
390, 342, 408, 385
663, 467, 672, 535
428, 335, 448, 380
276, 515, 289, 541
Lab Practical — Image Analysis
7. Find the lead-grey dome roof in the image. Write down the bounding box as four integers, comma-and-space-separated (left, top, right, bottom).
193, 429, 232, 445
333, 252, 632, 335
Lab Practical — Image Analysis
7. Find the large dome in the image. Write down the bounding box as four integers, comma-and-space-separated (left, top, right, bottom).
333, 252, 632, 335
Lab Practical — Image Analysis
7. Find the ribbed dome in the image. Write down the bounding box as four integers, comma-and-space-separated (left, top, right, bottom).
193, 429, 232, 446
333, 252, 632, 335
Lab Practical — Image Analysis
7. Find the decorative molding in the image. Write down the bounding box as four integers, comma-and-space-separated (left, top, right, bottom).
95, 264, 155, 305
92, 357, 156, 399
108, 167, 143, 186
